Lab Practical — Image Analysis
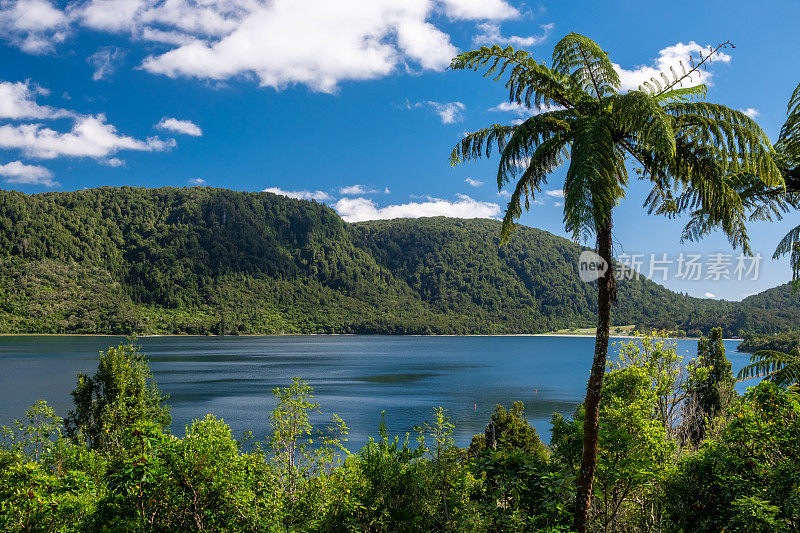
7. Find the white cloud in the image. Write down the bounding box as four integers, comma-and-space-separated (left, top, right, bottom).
157, 117, 202, 136
0, 114, 175, 158
465, 177, 483, 187
488, 101, 565, 117
429, 101, 465, 124
0, 80, 74, 120
0, 0, 525, 92
615, 41, 732, 93
139, 0, 461, 92
0, 0, 69, 53
105, 157, 124, 166
408, 100, 465, 124
740, 107, 759, 118
334, 193, 501, 222
87, 46, 124, 80
264, 187, 331, 201
473, 22, 553, 48
544, 189, 564, 198
339, 184, 389, 195
497, 190, 510, 199
0, 160, 57, 186
188, 177, 206, 185
438, 0, 518, 20
703, 291, 716, 299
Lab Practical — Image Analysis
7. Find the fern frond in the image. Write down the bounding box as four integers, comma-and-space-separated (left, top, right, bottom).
737, 348, 800, 388
776, 82, 800, 167
500, 134, 571, 242
651, 84, 708, 103
563, 117, 625, 240
648, 41, 733, 97
495, 111, 572, 187
552, 33, 620, 100
608, 91, 676, 160
449, 45, 580, 109
669, 102, 782, 188
450, 124, 516, 166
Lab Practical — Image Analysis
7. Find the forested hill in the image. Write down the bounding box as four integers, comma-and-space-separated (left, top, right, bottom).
0, 186, 794, 336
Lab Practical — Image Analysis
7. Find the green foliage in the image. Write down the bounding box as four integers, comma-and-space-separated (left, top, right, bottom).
1, 401, 62, 462
338, 414, 429, 531
3, 340, 800, 532
683, 328, 737, 444
551, 364, 674, 531
450, 33, 777, 249
738, 346, 800, 388
64, 343, 170, 452
612, 334, 688, 434
467, 401, 548, 460
739, 330, 800, 353
663, 383, 800, 532
0, 186, 794, 336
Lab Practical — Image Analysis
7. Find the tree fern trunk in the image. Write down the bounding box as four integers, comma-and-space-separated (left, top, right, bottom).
574, 222, 615, 532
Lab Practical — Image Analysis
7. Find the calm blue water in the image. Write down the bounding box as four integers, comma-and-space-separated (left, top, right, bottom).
0, 335, 747, 448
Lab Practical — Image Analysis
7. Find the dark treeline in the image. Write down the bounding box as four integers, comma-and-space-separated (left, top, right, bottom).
739, 330, 800, 353
0, 186, 796, 336
2, 335, 798, 532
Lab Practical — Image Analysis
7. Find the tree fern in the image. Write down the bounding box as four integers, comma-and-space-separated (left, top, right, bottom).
738, 347, 800, 388
448, 33, 777, 532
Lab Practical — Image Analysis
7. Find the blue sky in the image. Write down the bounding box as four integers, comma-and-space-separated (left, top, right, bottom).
0, 0, 798, 301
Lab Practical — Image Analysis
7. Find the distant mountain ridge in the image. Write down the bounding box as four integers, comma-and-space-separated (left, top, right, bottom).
0, 186, 796, 336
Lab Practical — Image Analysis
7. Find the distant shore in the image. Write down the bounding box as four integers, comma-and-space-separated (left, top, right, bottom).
0, 332, 742, 341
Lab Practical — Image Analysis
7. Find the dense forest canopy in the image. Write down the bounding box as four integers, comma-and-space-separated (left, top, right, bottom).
0, 186, 797, 336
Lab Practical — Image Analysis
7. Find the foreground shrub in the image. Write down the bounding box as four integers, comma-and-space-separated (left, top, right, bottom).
663, 383, 800, 532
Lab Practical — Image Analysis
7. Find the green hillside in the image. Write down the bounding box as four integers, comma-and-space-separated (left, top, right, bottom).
0, 186, 792, 336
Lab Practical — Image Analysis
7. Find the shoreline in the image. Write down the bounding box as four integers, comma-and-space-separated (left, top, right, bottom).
0, 332, 742, 341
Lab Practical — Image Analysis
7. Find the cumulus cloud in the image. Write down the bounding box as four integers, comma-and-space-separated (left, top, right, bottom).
0, 0, 527, 93
188, 177, 206, 185
0, 78, 174, 163
473, 22, 553, 48
0, 0, 525, 92
0, 0, 69, 53
0, 160, 57, 186
740, 107, 759, 118
615, 41, 731, 93
157, 117, 202, 136
0, 80, 74, 120
544, 189, 564, 198
264, 187, 331, 201
0, 114, 175, 158
139, 0, 463, 92
334, 194, 501, 222
408, 100, 465, 124
438, 0, 518, 20
87, 46, 125, 80
465, 177, 483, 187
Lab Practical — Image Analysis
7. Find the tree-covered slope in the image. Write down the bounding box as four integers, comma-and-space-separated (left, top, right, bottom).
0, 186, 790, 336
353, 218, 736, 335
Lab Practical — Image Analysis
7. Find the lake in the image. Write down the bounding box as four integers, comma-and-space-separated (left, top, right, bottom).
0, 335, 748, 449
